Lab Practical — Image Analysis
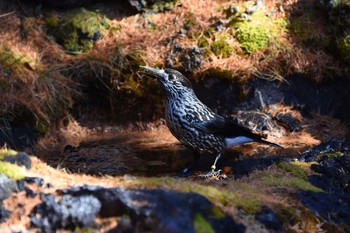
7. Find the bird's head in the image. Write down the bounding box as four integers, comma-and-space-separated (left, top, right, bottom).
140, 66, 193, 98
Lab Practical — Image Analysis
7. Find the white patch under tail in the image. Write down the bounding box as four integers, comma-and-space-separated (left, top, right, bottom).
224, 136, 254, 148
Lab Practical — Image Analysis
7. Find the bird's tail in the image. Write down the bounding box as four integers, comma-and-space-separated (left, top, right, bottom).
254, 138, 283, 148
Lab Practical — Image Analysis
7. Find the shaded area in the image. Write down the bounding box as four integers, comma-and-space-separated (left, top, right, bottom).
31, 185, 245, 233
298, 138, 350, 228
194, 74, 350, 122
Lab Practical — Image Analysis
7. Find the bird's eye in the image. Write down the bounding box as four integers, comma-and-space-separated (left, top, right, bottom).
168, 74, 175, 81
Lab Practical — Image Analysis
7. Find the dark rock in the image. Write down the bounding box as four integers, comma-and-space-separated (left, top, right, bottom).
46, 183, 54, 189
3, 152, 31, 169
24, 187, 36, 198
297, 138, 350, 229
42, 0, 92, 8
63, 145, 80, 153
233, 157, 283, 178
310, 154, 350, 193
194, 74, 350, 122
275, 112, 302, 132
236, 110, 280, 133
0, 208, 10, 223
0, 175, 17, 202
298, 190, 350, 227
60, 185, 245, 233
129, 0, 179, 13
167, 45, 204, 73
299, 138, 350, 162
30, 194, 101, 232
16, 179, 25, 192
255, 206, 282, 232
24, 177, 44, 187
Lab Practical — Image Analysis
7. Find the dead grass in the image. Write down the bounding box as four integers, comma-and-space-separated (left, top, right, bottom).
0, 0, 348, 132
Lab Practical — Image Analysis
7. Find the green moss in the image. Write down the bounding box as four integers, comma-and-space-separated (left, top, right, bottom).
46, 16, 59, 28
278, 161, 308, 180
37, 119, 51, 135
0, 149, 18, 160
231, 11, 286, 54
124, 177, 262, 214
0, 46, 38, 73
336, 34, 350, 62
325, 152, 344, 158
261, 173, 322, 192
46, 8, 104, 52
196, 29, 235, 58
210, 33, 234, 58
149, 0, 179, 12
204, 67, 235, 80
235, 23, 269, 54
211, 206, 225, 218
193, 214, 215, 233
0, 161, 26, 180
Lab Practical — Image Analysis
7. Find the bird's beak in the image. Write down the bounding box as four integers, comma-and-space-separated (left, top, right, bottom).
139, 66, 165, 79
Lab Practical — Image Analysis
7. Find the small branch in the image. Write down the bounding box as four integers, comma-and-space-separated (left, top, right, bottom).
0, 11, 16, 18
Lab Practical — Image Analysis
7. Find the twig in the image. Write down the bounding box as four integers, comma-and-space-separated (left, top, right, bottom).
0, 11, 16, 18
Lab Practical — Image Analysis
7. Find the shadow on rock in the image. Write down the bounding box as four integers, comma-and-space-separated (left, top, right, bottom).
298, 138, 350, 229
31, 185, 245, 233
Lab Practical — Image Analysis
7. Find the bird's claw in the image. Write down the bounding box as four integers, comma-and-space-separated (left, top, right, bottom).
198, 169, 227, 179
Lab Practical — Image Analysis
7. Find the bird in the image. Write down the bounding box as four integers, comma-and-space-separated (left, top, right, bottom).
139, 66, 282, 177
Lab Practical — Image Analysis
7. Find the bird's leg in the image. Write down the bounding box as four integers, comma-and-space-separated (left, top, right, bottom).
177, 150, 201, 177
199, 153, 222, 178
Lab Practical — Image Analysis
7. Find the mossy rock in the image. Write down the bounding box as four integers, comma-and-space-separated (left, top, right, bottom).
46, 8, 104, 52
0, 161, 26, 181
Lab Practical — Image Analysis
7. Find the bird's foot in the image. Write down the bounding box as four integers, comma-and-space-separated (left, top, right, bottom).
198, 166, 227, 180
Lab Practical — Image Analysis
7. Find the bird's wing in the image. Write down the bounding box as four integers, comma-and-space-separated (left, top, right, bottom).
192, 115, 265, 140
192, 115, 283, 148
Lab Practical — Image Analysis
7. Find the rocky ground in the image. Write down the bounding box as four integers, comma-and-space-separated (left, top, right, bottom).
1, 0, 350, 232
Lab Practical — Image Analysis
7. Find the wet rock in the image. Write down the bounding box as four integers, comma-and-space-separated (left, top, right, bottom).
255, 206, 282, 232
0, 174, 17, 202
61, 185, 245, 233
275, 112, 301, 132
30, 194, 101, 232
3, 152, 31, 169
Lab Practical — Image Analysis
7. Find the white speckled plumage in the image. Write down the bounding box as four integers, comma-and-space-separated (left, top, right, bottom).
140, 66, 282, 175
